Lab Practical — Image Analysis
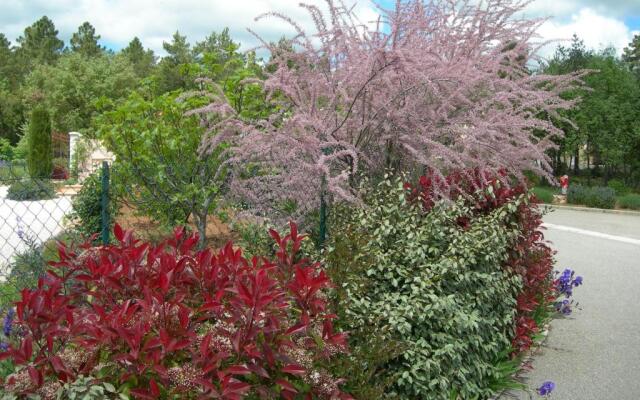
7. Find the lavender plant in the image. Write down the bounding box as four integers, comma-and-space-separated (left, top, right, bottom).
554, 268, 583, 315
0, 308, 16, 379
537, 380, 555, 397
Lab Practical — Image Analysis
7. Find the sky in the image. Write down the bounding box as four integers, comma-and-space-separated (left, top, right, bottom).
0, 0, 639, 60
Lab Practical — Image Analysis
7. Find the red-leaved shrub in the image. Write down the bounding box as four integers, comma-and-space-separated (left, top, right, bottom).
407, 168, 555, 354
0, 223, 350, 399
51, 165, 69, 180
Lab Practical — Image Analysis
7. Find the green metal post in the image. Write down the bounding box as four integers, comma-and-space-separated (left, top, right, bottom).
101, 161, 110, 245
317, 145, 331, 249
318, 187, 327, 249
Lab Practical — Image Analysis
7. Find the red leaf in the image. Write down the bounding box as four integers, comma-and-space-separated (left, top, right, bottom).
276, 379, 298, 393
27, 366, 42, 387
22, 337, 33, 360
149, 379, 160, 396
114, 224, 124, 242
225, 364, 252, 376
282, 364, 306, 376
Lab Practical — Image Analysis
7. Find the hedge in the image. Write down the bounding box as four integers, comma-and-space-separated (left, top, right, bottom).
323, 177, 528, 399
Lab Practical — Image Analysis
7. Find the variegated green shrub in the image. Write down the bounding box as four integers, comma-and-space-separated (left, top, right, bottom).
324, 177, 525, 399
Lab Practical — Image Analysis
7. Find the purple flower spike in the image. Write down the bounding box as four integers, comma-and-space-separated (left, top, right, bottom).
537, 381, 555, 396
3, 308, 14, 337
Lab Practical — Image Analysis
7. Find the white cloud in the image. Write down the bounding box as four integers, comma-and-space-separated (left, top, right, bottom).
0, 0, 380, 57
1, 0, 637, 62
534, 8, 638, 58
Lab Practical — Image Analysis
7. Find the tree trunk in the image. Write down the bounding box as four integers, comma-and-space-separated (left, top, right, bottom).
573, 146, 580, 175
195, 212, 207, 250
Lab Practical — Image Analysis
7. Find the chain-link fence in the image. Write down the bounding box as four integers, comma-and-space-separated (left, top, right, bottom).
0, 160, 80, 307
0, 159, 237, 307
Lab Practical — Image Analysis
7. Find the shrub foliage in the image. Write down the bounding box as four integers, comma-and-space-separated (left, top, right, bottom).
325, 176, 520, 399
567, 184, 616, 209
321, 171, 555, 399
6, 179, 55, 201
69, 170, 117, 239
0, 223, 350, 399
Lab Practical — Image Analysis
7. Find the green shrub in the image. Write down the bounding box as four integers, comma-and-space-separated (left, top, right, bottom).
323, 177, 523, 399
607, 179, 630, 196
532, 187, 555, 204
618, 193, 640, 210
56, 375, 125, 399
0, 161, 27, 184
69, 171, 117, 239
567, 184, 616, 209
11, 128, 29, 161
0, 138, 13, 161
0, 238, 47, 309
6, 179, 55, 201
567, 184, 588, 205
523, 170, 541, 187
231, 218, 274, 257
26, 106, 53, 179
585, 186, 616, 209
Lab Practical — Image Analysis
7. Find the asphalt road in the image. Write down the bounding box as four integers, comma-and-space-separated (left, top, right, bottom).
0, 186, 72, 277
507, 208, 640, 400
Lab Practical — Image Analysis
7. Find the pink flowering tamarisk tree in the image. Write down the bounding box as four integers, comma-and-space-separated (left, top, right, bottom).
192, 0, 587, 225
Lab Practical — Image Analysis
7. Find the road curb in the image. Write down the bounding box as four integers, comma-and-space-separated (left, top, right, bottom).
542, 204, 640, 217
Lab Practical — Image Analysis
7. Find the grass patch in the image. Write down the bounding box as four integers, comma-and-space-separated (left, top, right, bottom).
532, 187, 555, 204
617, 193, 640, 210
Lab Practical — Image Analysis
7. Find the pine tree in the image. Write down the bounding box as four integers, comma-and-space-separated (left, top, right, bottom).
70, 22, 103, 57
155, 31, 194, 93
16, 16, 64, 66
27, 106, 53, 179
623, 34, 640, 76
121, 37, 156, 77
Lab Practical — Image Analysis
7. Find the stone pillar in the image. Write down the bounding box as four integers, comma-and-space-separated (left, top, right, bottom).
68, 132, 80, 171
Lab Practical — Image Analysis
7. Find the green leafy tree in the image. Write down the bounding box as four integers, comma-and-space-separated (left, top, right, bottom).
0, 33, 12, 75
193, 29, 271, 120
23, 52, 137, 134
16, 16, 64, 66
120, 37, 155, 77
545, 40, 640, 185
0, 34, 27, 143
154, 31, 195, 94
194, 28, 237, 64
0, 79, 25, 144
623, 34, 640, 76
578, 51, 640, 183
97, 90, 229, 247
70, 21, 104, 57
27, 106, 53, 178
543, 35, 593, 174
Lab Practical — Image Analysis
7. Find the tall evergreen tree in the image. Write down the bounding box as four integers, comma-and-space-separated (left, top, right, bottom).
163, 31, 192, 64
194, 28, 238, 62
0, 34, 10, 64
16, 16, 64, 66
155, 31, 194, 93
27, 106, 53, 179
121, 37, 155, 77
623, 34, 640, 76
70, 22, 103, 57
